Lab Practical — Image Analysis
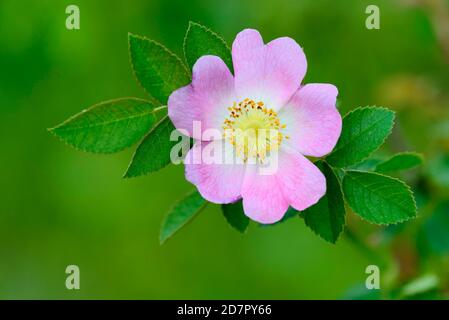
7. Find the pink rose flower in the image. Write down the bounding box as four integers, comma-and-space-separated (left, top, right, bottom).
168, 29, 342, 224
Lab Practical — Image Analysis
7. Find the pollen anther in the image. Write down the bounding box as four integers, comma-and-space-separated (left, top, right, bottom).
223, 98, 287, 162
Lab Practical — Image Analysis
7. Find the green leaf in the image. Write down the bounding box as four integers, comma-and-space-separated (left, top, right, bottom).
260, 207, 299, 227
348, 158, 382, 171
160, 191, 207, 244
326, 107, 395, 168
124, 116, 187, 177
278, 207, 300, 223
399, 274, 439, 298
421, 201, 449, 255
302, 161, 346, 243
342, 283, 381, 300
183, 21, 233, 72
129, 33, 191, 104
49, 98, 161, 154
427, 153, 449, 188
375, 152, 423, 173
342, 170, 417, 224
221, 201, 249, 233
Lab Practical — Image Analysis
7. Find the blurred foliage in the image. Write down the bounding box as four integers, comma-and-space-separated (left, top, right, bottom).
0, 0, 448, 299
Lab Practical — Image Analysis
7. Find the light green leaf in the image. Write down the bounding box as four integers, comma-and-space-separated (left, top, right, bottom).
399, 274, 439, 298
302, 161, 346, 243
326, 107, 395, 168
342, 170, 417, 224
221, 201, 249, 233
160, 191, 207, 244
129, 33, 191, 104
124, 116, 187, 178
49, 98, 161, 153
183, 21, 233, 72
375, 152, 423, 173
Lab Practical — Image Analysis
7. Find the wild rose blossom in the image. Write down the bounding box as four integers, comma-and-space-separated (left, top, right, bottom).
168, 29, 342, 224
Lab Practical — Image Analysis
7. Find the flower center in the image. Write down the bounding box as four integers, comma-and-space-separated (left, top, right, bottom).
222, 98, 288, 162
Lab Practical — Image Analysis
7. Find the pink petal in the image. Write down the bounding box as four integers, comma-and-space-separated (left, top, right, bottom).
277, 148, 326, 211
241, 164, 289, 224
168, 55, 235, 140
279, 84, 342, 157
185, 140, 245, 203
232, 29, 307, 111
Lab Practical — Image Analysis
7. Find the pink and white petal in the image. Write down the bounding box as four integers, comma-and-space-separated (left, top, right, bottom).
231, 29, 265, 99
168, 55, 235, 140
241, 164, 289, 224
232, 29, 307, 110
278, 83, 342, 157
185, 140, 245, 204
263, 37, 308, 108
277, 148, 326, 211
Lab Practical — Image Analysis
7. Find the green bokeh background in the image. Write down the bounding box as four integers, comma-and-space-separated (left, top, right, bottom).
1, 0, 448, 299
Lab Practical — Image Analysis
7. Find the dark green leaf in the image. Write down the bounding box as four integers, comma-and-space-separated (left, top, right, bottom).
342, 170, 417, 224
49, 98, 161, 153
348, 158, 382, 171
375, 152, 423, 173
124, 116, 188, 177
281, 207, 300, 222
129, 33, 191, 104
183, 21, 233, 72
160, 191, 207, 244
426, 153, 449, 188
260, 207, 299, 227
342, 283, 381, 300
221, 201, 249, 233
326, 107, 395, 168
421, 201, 449, 255
302, 161, 346, 243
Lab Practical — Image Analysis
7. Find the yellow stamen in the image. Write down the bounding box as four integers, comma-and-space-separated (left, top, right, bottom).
222, 98, 287, 162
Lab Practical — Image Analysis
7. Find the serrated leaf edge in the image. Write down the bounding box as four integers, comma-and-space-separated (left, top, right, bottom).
221, 202, 250, 234
128, 32, 191, 104
341, 169, 418, 226
48, 97, 160, 154
327, 106, 396, 168
303, 161, 346, 244
374, 151, 424, 173
159, 191, 208, 245
123, 115, 174, 178
182, 21, 233, 73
